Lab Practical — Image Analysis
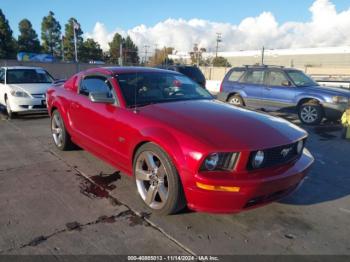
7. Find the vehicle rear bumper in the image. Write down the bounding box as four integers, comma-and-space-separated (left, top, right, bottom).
323, 102, 348, 120
185, 148, 314, 214
8, 96, 47, 113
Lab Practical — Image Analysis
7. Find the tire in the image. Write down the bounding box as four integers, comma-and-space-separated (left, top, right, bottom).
51, 110, 74, 150
133, 143, 186, 215
228, 94, 244, 107
298, 102, 323, 125
5, 97, 16, 119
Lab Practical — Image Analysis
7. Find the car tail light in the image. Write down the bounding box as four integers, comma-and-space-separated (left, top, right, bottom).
219, 81, 223, 92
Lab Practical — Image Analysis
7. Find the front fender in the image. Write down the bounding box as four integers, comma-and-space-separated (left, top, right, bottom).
133, 127, 196, 186
295, 93, 326, 105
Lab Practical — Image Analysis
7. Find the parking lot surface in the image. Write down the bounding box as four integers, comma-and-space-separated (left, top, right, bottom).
0, 110, 349, 255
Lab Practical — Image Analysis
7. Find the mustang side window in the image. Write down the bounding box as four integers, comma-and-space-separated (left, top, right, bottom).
80, 76, 113, 97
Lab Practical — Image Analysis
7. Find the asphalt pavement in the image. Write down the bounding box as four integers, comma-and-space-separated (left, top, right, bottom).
0, 110, 349, 255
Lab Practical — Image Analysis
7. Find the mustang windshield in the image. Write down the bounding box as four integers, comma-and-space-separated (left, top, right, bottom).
116, 72, 212, 107
286, 70, 319, 87
6, 69, 53, 84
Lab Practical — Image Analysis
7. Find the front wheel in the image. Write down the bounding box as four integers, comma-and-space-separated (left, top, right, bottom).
298, 103, 323, 125
134, 143, 186, 215
51, 110, 74, 150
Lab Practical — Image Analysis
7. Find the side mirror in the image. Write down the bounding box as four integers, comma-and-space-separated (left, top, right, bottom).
282, 80, 292, 87
89, 92, 115, 104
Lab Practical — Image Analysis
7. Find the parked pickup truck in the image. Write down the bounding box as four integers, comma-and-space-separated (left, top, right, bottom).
218, 65, 350, 125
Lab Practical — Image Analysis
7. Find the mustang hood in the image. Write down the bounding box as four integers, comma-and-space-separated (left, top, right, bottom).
139, 100, 307, 151
7, 83, 52, 95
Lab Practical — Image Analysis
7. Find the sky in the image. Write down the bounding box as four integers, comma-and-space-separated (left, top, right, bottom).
1, 0, 350, 53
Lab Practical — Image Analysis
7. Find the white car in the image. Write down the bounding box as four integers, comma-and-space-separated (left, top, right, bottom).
0, 66, 54, 118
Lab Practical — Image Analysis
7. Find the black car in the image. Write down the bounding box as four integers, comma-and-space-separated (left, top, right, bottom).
157, 65, 206, 88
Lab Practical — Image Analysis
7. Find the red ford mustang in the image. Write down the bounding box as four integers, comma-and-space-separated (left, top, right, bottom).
47, 67, 314, 214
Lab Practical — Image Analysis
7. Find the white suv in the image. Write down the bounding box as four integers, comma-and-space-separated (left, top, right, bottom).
0, 66, 54, 118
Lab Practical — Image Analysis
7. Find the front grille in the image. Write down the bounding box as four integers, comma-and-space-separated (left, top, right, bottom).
33, 105, 46, 109
32, 93, 45, 99
247, 141, 301, 170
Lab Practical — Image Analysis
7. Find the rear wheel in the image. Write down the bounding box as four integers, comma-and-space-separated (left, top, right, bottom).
228, 94, 244, 107
5, 97, 16, 119
51, 110, 74, 150
134, 143, 186, 215
298, 102, 323, 125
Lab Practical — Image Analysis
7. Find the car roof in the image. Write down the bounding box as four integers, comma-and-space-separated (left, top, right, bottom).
2, 66, 45, 70
83, 66, 182, 76
235, 65, 298, 71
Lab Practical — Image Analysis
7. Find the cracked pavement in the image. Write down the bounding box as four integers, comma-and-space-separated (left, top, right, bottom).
0, 112, 349, 255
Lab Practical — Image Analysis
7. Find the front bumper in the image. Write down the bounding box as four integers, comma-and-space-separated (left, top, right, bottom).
185, 148, 314, 213
323, 102, 349, 120
8, 96, 47, 113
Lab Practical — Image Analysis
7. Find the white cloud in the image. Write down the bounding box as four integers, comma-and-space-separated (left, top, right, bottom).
85, 0, 350, 53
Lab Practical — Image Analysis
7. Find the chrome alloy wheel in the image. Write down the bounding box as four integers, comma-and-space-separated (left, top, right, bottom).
51, 113, 63, 147
300, 105, 318, 123
135, 151, 169, 210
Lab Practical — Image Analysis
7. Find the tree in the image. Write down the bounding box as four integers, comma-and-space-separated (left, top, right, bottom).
0, 9, 17, 59
108, 33, 123, 64
63, 18, 83, 62
41, 11, 61, 57
17, 19, 41, 53
190, 44, 207, 65
80, 38, 103, 62
212, 56, 231, 67
123, 36, 139, 65
148, 47, 174, 66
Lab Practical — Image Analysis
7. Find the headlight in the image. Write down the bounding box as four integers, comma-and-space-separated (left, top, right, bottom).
252, 150, 265, 169
204, 153, 219, 171
332, 96, 349, 104
10, 90, 29, 97
297, 140, 304, 154
201, 152, 238, 171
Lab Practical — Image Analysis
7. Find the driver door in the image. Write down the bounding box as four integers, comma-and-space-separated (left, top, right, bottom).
68, 74, 125, 164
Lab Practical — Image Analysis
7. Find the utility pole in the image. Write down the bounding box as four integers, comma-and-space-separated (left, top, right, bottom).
61, 35, 65, 62
144, 45, 150, 65
154, 44, 158, 65
215, 33, 222, 58
119, 43, 123, 66
72, 21, 79, 63
261, 46, 265, 65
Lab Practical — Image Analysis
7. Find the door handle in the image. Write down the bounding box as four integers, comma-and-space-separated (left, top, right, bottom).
265, 87, 272, 90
